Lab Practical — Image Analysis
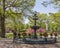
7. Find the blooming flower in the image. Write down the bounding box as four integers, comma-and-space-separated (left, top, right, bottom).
36, 28, 45, 33
25, 28, 34, 34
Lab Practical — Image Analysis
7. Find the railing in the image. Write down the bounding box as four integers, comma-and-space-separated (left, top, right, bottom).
13, 33, 58, 44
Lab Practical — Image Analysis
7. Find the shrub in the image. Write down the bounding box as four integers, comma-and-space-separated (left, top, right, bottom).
5, 33, 13, 38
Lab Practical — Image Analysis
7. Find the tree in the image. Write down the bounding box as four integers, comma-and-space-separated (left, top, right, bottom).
49, 12, 60, 32
0, 0, 35, 37
0, 0, 5, 38
42, 0, 60, 9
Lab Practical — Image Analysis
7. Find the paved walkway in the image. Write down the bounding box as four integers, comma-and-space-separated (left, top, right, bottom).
0, 38, 60, 48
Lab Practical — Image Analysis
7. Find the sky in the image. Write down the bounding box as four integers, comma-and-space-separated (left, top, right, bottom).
32, 0, 59, 14
25, 0, 59, 24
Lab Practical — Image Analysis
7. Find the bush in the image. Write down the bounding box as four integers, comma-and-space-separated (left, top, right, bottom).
5, 33, 13, 38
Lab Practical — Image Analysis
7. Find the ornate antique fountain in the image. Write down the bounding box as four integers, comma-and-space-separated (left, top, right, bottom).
31, 12, 40, 39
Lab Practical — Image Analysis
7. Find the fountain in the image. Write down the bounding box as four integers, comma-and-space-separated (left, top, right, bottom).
23, 12, 58, 44
30, 13, 40, 39
13, 12, 58, 44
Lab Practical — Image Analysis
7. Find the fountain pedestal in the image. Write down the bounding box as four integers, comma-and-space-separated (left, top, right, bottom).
31, 26, 40, 39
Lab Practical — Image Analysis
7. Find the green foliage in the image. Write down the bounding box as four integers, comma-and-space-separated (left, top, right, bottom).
49, 12, 60, 31
0, 7, 3, 13
5, 0, 35, 31
49, 12, 60, 25
29, 11, 60, 32
41, 22, 46, 28
1, 0, 60, 35
42, 0, 60, 9
5, 33, 13, 38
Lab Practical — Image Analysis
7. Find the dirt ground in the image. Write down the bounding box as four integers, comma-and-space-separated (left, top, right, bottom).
0, 38, 60, 48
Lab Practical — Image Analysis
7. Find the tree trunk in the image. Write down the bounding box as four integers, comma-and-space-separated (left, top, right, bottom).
0, 14, 1, 36
0, 0, 5, 38
1, 16, 5, 38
